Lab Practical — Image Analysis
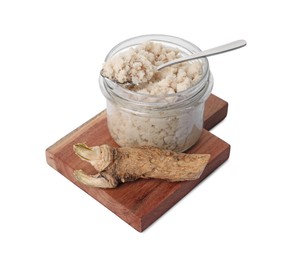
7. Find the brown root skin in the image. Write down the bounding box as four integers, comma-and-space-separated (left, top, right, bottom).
73, 170, 119, 188
73, 144, 210, 188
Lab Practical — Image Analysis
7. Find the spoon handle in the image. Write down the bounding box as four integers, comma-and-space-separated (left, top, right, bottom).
157, 39, 247, 71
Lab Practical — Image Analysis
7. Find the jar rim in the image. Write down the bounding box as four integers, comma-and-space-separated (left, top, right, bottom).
99, 34, 212, 108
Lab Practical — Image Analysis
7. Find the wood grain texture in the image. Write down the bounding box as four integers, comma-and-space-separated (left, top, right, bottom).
204, 94, 228, 130
46, 94, 230, 232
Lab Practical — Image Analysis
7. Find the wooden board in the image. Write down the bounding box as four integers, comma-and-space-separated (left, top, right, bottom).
46, 94, 230, 232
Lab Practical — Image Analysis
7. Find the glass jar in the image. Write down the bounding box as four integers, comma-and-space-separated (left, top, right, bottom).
99, 34, 213, 152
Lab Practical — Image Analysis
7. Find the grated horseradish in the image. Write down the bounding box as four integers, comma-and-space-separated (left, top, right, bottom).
102, 41, 203, 95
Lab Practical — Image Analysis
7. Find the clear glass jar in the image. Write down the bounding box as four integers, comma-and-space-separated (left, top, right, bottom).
99, 34, 213, 152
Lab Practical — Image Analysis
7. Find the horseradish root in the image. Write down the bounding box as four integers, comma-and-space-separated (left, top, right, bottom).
73, 143, 210, 188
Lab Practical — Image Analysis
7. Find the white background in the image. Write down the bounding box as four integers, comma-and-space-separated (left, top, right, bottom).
1, 0, 287, 259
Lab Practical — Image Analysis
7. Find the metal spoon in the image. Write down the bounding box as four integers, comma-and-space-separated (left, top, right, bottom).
101, 39, 247, 86
157, 39, 246, 70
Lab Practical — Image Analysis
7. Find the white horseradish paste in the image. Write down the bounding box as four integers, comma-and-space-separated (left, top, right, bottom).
102, 41, 203, 95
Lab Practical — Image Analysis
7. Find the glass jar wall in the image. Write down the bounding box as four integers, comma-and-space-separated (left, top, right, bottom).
99, 34, 213, 152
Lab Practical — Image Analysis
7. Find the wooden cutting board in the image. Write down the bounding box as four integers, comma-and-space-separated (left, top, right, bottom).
46, 94, 230, 232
